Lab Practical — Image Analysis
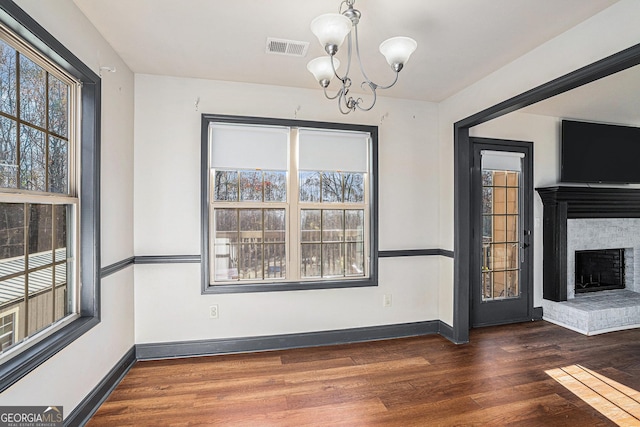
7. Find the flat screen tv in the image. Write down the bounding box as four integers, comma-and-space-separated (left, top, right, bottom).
561, 120, 640, 184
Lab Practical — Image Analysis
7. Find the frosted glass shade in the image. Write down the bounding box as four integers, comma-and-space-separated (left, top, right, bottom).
379, 36, 417, 67
307, 56, 340, 84
310, 13, 352, 51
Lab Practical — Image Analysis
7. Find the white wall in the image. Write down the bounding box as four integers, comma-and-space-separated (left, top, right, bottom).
1, 0, 135, 418
133, 75, 443, 343
437, 0, 640, 325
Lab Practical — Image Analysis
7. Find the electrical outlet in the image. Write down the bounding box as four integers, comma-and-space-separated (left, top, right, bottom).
383, 294, 392, 307
209, 304, 219, 319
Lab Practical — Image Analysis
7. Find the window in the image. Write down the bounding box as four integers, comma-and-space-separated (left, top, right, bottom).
0, 308, 18, 350
0, 2, 100, 393
0, 26, 78, 356
202, 116, 378, 293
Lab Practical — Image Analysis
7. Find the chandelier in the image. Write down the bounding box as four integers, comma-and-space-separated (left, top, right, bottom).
306, 0, 417, 114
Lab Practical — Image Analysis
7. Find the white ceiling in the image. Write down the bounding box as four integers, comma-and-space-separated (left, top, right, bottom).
71, 0, 620, 103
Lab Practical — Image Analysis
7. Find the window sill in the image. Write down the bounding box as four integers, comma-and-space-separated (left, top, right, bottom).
203, 278, 378, 294
0, 315, 99, 393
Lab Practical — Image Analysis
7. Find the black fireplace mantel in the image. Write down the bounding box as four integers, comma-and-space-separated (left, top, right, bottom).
536, 186, 640, 301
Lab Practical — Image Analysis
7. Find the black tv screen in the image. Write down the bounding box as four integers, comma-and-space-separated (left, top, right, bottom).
561, 120, 640, 184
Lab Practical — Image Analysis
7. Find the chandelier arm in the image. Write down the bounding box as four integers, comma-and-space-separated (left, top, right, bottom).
354, 24, 401, 91
329, 55, 344, 82
323, 85, 343, 100
353, 23, 374, 86
329, 34, 352, 84
374, 71, 400, 90
354, 82, 377, 111
337, 91, 353, 115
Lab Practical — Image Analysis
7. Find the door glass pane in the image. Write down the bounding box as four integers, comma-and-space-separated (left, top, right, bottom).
482, 271, 492, 300
493, 271, 506, 299
482, 188, 492, 214
493, 171, 507, 186
481, 167, 521, 302
507, 188, 519, 213
506, 215, 518, 242
507, 270, 519, 298
493, 216, 506, 242
493, 187, 506, 214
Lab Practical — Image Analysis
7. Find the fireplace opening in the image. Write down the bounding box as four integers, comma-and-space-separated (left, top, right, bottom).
575, 249, 625, 293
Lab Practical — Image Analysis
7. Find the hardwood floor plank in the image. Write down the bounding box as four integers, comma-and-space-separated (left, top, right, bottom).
87, 321, 640, 426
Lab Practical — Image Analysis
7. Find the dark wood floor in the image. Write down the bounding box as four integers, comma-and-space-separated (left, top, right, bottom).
87, 321, 640, 426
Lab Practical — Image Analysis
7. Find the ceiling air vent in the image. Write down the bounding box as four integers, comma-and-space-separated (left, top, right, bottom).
266, 38, 309, 57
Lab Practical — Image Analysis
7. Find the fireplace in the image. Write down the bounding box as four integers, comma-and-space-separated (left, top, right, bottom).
536, 186, 640, 301
575, 249, 625, 293
536, 187, 640, 335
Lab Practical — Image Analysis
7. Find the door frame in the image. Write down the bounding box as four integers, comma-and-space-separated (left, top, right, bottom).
452, 43, 640, 344
470, 138, 534, 327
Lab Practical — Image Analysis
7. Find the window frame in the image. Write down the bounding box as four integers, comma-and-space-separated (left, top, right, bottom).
201, 114, 378, 294
0, 307, 19, 350
0, 2, 100, 392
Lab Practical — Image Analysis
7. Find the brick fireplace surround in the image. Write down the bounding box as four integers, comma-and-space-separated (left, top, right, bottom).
537, 186, 640, 335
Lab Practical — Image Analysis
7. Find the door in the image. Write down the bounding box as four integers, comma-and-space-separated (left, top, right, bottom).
471, 138, 533, 327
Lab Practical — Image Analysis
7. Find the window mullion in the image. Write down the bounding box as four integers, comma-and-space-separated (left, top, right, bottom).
51, 204, 56, 323
0, 193, 78, 205
288, 128, 300, 281
15, 48, 20, 189
22, 203, 29, 338
45, 72, 50, 193
364, 167, 371, 277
